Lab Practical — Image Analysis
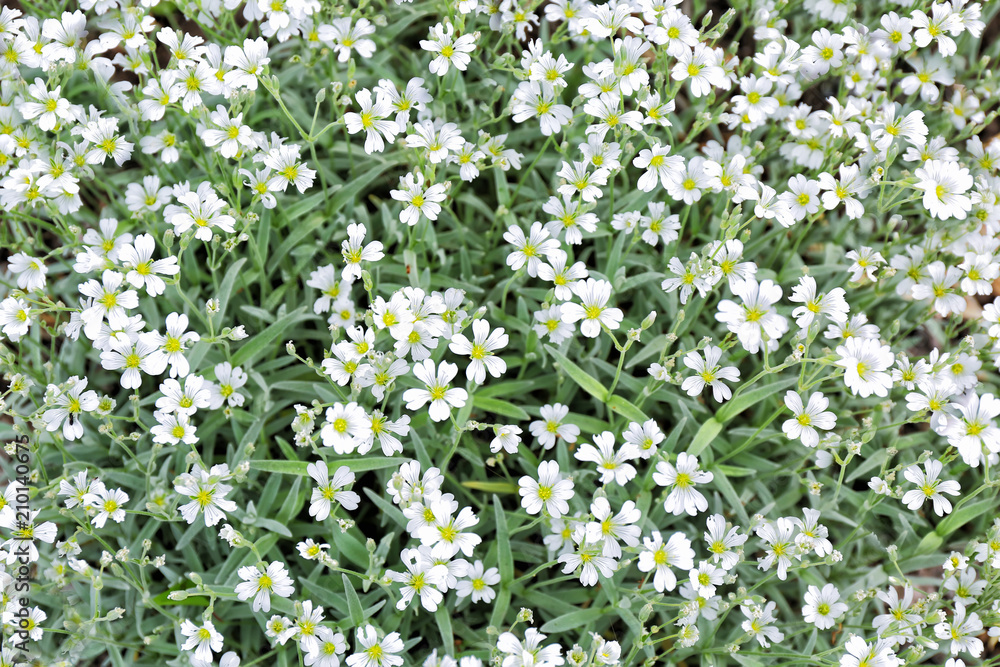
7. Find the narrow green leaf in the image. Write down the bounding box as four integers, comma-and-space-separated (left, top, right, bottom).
254, 517, 293, 538
606, 395, 649, 423
935, 495, 999, 540
363, 487, 408, 530
687, 418, 723, 458
473, 395, 530, 421
343, 573, 365, 628
710, 465, 750, 525
495, 495, 514, 584
713, 464, 756, 477
545, 345, 608, 401
461, 480, 519, 494
249, 456, 405, 475
715, 376, 798, 423
231, 307, 314, 367
435, 606, 454, 656
217, 257, 248, 321
270, 161, 400, 272
489, 586, 511, 629
540, 607, 607, 633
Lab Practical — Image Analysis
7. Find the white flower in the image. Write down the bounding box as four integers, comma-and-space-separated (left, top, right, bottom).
902, 459, 961, 516
715, 278, 788, 354
755, 518, 798, 580
703, 514, 747, 570
574, 432, 636, 486
201, 105, 255, 159
344, 89, 400, 154
320, 402, 369, 454
418, 501, 481, 558
934, 603, 984, 657
561, 278, 624, 338
180, 620, 224, 664
490, 424, 522, 454
537, 255, 589, 301
371, 293, 415, 341
912, 261, 965, 316
119, 233, 179, 297
346, 625, 404, 667
637, 531, 694, 592
390, 172, 446, 226
8, 252, 48, 291
320, 17, 376, 63
18, 77, 77, 131
449, 319, 508, 384
802, 584, 848, 630
835, 337, 894, 398
307, 461, 360, 521
456, 560, 500, 604
235, 561, 295, 613
944, 391, 1000, 466
341, 223, 384, 281
915, 159, 973, 221
782, 391, 837, 448
165, 183, 236, 242
223, 37, 269, 90
653, 453, 713, 516
741, 601, 784, 648
511, 81, 573, 136
789, 276, 849, 329
402, 360, 468, 422
819, 163, 869, 220
99, 332, 165, 390
633, 143, 683, 192
209, 362, 248, 409
388, 547, 448, 611
584, 497, 641, 558
556, 160, 609, 203
681, 345, 741, 402
175, 464, 238, 527
622, 419, 664, 460
83, 486, 129, 528
42, 376, 98, 441
528, 403, 579, 450
519, 460, 574, 518
146, 312, 200, 378
420, 22, 475, 76
504, 221, 564, 278
0, 297, 31, 342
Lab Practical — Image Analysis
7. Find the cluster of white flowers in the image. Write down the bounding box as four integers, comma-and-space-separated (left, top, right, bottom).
4, 0, 1000, 664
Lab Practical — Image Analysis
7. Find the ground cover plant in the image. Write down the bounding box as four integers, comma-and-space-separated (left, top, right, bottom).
3, 0, 1000, 665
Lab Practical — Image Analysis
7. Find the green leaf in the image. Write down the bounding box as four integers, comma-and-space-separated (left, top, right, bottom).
231, 306, 314, 367
710, 464, 750, 525
343, 573, 365, 628
495, 495, 514, 584
489, 586, 511, 629
435, 606, 454, 656
934, 494, 999, 542
254, 517, 293, 538
540, 607, 607, 633
472, 395, 530, 421
545, 345, 608, 401
461, 481, 519, 494
249, 456, 405, 476
363, 487, 408, 530
715, 376, 798, 423
270, 161, 400, 272
713, 464, 756, 477
217, 257, 248, 321
687, 418, 723, 458
606, 395, 648, 423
